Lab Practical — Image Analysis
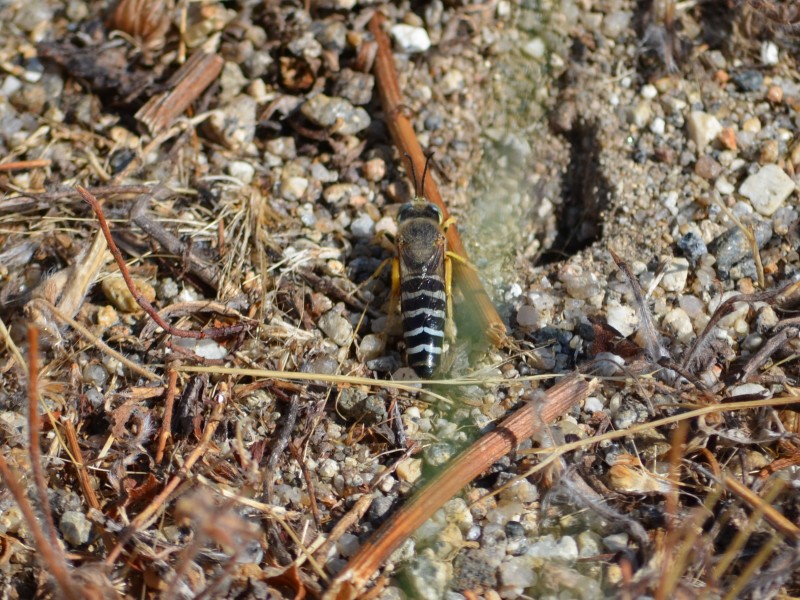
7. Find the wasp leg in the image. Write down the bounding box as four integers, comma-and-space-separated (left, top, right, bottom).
388, 257, 402, 335
444, 254, 456, 341
446, 250, 478, 274
442, 216, 457, 232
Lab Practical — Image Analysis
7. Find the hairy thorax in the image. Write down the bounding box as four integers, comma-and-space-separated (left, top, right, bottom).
397, 219, 445, 269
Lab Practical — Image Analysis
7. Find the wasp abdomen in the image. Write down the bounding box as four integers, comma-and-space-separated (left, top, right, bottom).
400, 276, 446, 377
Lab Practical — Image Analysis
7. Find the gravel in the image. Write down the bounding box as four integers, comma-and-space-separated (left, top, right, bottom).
300, 93, 371, 135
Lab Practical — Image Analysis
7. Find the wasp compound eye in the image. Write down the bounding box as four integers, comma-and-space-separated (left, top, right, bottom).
397, 203, 416, 223
424, 203, 443, 224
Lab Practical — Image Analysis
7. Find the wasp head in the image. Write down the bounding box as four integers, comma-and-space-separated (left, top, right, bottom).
397, 201, 443, 225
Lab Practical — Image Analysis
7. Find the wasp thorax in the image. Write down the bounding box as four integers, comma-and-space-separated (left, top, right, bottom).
397, 220, 442, 266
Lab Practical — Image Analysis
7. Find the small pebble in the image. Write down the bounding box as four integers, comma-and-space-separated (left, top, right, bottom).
728, 383, 769, 398
439, 70, 465, 96
708, 219, 772, 277
310, 162, 337, 183
766, 85, 783, 104
390, 24, 431, 54
96, 304, 119, 328
318, 308, 354, 346
102, 276, 155, 313
499, 556, 537, 588
605, 303, 637, 337
487, 502, 523, 526
171, 338, 229, 360
333, 68, 374, 105
312, 20, 347, 52
359, 334, 385, 361
739, 164, 796, 216
205, 94, 257, 150
60, 510, 92, 546
660, 257, 690, 292
319, 458, 339, 478
602, 11, 632, 38
516, 305, 539, 328
649, 116, 666, 136
350, 214, 375, 238
227, 160, 255, 184
425, 443, 453, 467
265, 137, 296, 160
686, 111, 722, 151
219, 62, 248, 101
629, 100, 652, 129
280, 176, 309, 201
526, 534, 578, 562
334, 532, 360, 559
755, 306, 778, 333
369, 495, 395, 521
742, 117, 762, 133
396, 458, 422, 483
677, 232, 707, 265
603, 533, 629, 552
662, 307, 694, 344
761, 41, 779, 65
375, 216, 397, 236
694, 155, 722, 180
323, 183, 361, 205
522, 38, 546, 60
758, 140, 780, 165
363, 158, 386, 182
640, 84, 658, 99
613, 402, 647, 429
82, 363, 108, 387
302, 354, 339, 375
301, 94, 370, 135
715, 176, 735, 195
677, 294, 704, 319
560, 270, 601, 300
404, 551, 450, 600
731, 69, 763, 92
577, 531, 602, 558
584, 396, 604, 412
718, 127, 737, 150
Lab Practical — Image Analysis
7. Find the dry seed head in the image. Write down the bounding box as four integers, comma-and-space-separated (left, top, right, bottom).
109, 0, 173, 51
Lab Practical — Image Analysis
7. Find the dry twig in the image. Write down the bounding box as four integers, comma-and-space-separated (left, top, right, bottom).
155, 363, 179, 463
135, 51, 224, 136
25, 328, 61, 550
130, 187, 222, 289
0, 328, 82, 600
325, 373, 594, 599
0, 159, 51, 171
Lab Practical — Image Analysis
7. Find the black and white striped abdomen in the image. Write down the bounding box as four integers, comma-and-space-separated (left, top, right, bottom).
400, 276, 446, 377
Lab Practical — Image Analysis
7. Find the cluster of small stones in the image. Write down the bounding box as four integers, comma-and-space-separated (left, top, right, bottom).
512, 0, 799, 390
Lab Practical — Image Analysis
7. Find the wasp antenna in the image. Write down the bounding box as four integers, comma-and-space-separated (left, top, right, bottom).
404, 153, 420, 197
421, 152, 435, 197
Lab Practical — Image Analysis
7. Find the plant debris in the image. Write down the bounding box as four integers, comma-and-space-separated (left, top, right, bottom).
1, 0, 800, 599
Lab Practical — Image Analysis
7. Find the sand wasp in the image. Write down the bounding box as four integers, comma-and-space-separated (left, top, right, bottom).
388, 155, 462, 377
